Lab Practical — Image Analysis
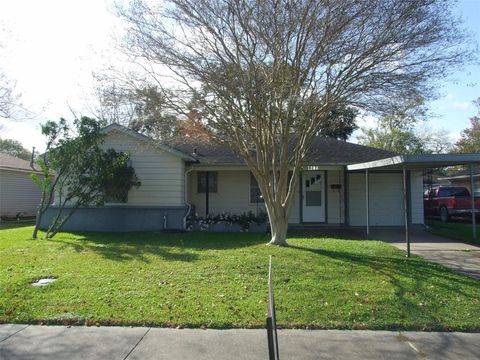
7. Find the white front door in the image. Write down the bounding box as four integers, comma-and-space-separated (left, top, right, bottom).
302, 171, 325, 222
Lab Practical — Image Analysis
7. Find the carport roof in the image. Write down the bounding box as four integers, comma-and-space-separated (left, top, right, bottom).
346, 153, 480, 171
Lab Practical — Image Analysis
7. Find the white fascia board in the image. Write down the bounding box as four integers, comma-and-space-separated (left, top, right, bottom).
346, 156, 405, 171
347, 153, 480, 171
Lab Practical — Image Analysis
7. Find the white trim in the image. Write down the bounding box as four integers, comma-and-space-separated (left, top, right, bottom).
248, 172, 264, 205
302, 170, 325, 222
303, 165, 344, 171
347, 154, 480, 171
188, 165, 249, 171
347, 156, 405, 171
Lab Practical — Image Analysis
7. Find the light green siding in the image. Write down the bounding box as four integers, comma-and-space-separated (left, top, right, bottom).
348, 171, 424, 226
102, 130, 185, 206
0, 169, 42, 217
410, 171, 424, 224
326, 170, 345, 224
187, 170, 301, 224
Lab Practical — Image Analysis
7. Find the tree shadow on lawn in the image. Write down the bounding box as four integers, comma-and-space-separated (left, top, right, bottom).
52, 231, 269, 263
0, 221, 36, 230
289, 244, 479, 330
288, 228, 365, 240
290, 244, 479, 293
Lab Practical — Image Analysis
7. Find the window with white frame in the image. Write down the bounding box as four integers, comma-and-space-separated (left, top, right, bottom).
197, 171, 218, 193
250, 173, 264, 203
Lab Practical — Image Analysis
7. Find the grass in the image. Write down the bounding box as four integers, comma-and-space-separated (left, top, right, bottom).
0, 225, 479, 331
426, 219, 480, 245
0, 220, 36, 230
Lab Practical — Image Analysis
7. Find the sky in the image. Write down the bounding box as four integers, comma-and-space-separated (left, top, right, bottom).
0, 0, 479, 153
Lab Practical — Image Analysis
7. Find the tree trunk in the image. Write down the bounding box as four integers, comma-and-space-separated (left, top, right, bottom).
269, 215, 289, 246
32, 222, 39, 240
32, 207, 46, 240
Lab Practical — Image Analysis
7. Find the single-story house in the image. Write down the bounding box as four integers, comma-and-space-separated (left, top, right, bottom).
0, 153, 43, 219
437, 165, 480, 196
40, 123, 427, 232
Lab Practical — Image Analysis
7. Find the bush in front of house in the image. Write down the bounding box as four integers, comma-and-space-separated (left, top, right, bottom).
187, 210, 268, 232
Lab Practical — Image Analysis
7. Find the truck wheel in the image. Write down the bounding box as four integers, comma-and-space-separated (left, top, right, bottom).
440, 207, 450, 222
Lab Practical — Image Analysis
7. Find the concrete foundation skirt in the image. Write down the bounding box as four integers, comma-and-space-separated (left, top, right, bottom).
39, 205, 189, 232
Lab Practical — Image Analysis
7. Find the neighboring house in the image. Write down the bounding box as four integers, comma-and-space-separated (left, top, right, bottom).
0, 153, 42, 219
40, 123, 428, 232
437, 166, 480, 196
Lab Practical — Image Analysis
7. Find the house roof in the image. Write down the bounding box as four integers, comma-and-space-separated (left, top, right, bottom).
102, 123, 396, 166
0, 153, 42, 173
100, 123, 198, 162
173, 137, 397, 165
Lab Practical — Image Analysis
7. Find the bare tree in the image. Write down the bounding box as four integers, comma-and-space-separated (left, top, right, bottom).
0, 24, 22, 120
90, 72, 182, 141
119, 0, 473, 245
0, 73, 20, 119
89, 73, 138, 126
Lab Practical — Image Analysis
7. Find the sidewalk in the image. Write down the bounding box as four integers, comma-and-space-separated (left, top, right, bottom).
1, 325, 479, 359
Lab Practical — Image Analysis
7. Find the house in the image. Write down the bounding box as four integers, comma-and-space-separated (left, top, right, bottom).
0, 153, 43, 219
437, 165, 480, 196
39, 123, 430, 232
37, 124, 480, 237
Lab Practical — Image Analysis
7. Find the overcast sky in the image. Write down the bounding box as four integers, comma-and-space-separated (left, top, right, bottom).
0, 0, 479, 152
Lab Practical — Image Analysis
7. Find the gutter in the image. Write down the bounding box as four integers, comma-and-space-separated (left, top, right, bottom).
183, 167, 194, 230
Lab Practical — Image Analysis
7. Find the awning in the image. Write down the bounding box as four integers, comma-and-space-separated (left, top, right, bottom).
347, 154, 480, 171
348, 153, 480, 257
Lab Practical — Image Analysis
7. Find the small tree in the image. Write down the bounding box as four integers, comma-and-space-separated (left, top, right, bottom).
454, 98, 480, 154
358, 115, 425, 154
358, 114, 452, 154
32, 117, 140, 239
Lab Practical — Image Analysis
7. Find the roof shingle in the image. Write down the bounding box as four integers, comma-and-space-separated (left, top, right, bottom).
0, 153, 41, 173
173, 137, 397, 165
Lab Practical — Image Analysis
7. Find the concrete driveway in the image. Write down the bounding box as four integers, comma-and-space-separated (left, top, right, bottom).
369, 228, 480, 279
1, 325, 480, 360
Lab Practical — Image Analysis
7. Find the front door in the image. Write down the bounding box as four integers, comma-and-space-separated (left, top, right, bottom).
302, 171, 325, 222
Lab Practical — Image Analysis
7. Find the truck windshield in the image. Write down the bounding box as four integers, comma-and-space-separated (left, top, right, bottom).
438, 187, 471, 197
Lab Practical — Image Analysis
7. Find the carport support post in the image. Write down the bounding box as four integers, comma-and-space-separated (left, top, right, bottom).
470, 164, 476, 240
403, 165, 410, 257
365, 169, 370, 238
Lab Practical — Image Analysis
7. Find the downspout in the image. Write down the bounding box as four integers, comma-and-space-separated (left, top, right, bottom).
183, 168, 194, 230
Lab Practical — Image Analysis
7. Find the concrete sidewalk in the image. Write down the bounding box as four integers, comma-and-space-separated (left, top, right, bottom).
1, 325, 479, 360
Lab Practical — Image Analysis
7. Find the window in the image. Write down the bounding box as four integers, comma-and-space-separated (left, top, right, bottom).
250, 173, 264, 203
105, 190, 129, 204
438, 187, 470, 197
197, 171, 218, 193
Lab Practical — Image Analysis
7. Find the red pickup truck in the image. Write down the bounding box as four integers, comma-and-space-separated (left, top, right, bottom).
424, 186, 480, 222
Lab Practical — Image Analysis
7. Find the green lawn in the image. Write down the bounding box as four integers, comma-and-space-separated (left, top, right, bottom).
0, 220, 36, 230
426, 220, 480, 245
0, 225, 479, 331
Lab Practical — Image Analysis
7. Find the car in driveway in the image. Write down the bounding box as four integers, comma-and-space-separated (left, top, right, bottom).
424, 186, 480, 222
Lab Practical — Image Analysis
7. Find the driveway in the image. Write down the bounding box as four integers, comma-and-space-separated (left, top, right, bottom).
370, 228, 480, 279
1, 325, 479, 360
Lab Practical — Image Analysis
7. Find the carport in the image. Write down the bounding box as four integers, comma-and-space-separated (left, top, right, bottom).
347, 153, 480, 257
